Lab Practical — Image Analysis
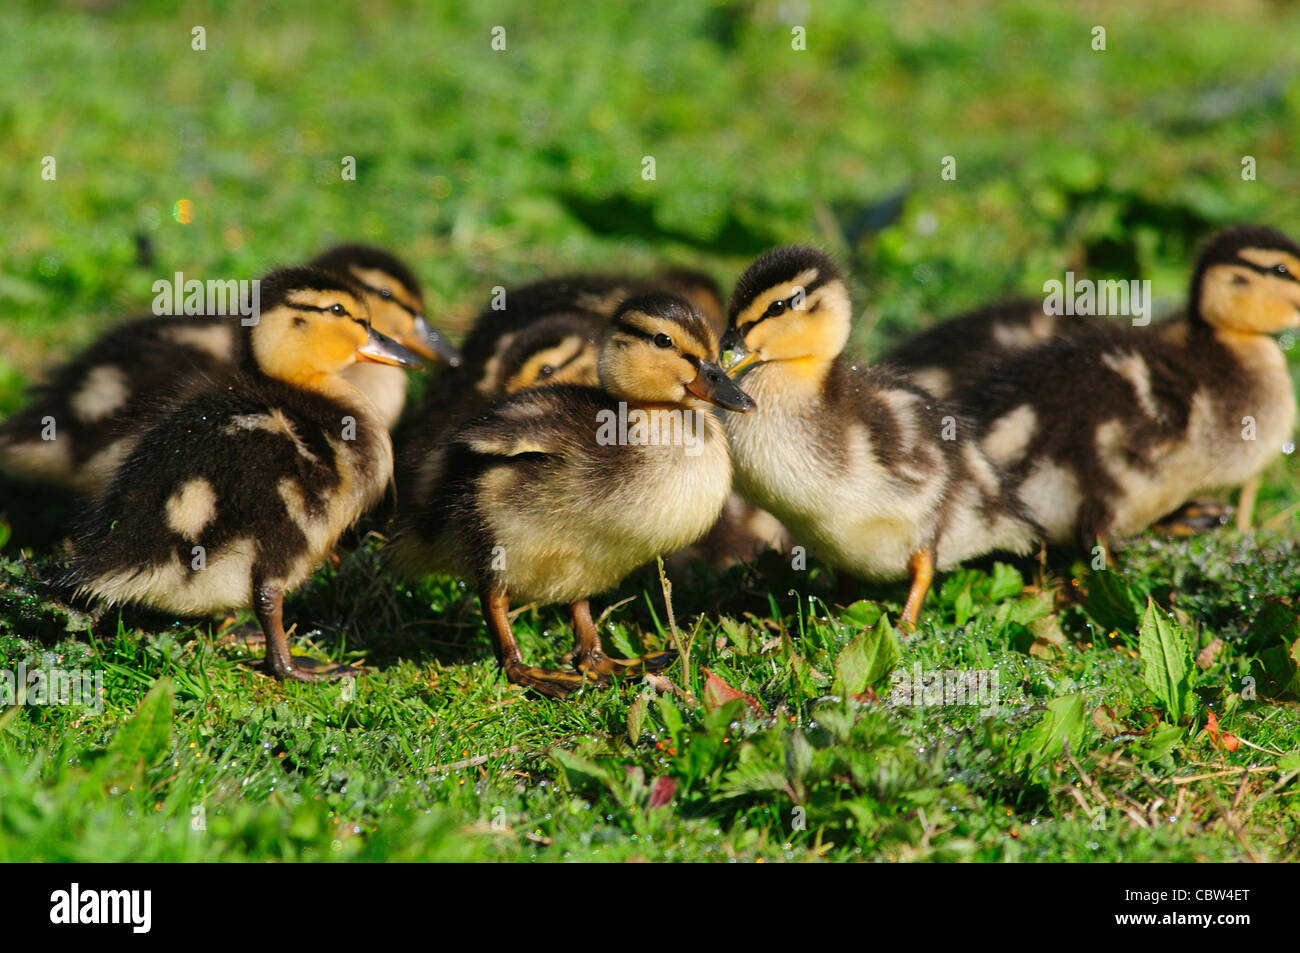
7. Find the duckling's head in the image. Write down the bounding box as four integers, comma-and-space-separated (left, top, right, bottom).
1192, 225, 1300, 335
599, 293, 755, 412
719, 245, 853, 375
250, 267, 423, 389
311, 244, 461, 366
495, 313, 602, 394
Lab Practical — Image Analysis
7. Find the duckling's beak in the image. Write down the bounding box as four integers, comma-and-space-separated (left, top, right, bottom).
719, 347, 761, 376
685, 361, 757, 413
718, 329, 761, 376
357, 327, 425, 369
408, 316, 462, 367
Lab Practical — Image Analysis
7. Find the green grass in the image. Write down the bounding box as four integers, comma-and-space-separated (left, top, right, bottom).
1, 0, 1298, 862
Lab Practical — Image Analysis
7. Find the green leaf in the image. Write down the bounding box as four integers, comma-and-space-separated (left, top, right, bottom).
1246, 601, 1300, 698
833, 616, 900, 698
627, 694, 648, 746
103, 678, 174, 781
1138, 599, 1195, 722
838, 600, 884, 629
655, 694, 684, 740
1132, 724, 1184, 765
1014, 693, 1087, 769
1085, 568, 1143, 635
549, 749, 613, 792
954, 587, 975, 626
987, 563, 1024, 602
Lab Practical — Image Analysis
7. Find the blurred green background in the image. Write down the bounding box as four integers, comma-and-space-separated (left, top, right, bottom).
4, 0, 1300, 396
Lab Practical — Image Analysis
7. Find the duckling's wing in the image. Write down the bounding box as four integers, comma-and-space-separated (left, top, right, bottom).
451, 386, 586, 458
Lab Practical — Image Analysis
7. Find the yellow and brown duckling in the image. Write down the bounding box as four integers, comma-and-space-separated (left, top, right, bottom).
399, 267, 718, 496
952, 224, 1300, 553
390, 293, 755, 698
63, 267, 424, 682
0, 245, 456, 495
718, 246, 1040, 626
399, 281, 788, 571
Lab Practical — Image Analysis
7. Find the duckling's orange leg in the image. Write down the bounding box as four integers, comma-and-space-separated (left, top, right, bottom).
900, 547, 934, 630
570, 599, 676, 679
253, 581, 357, 682
479, 583, 605, 698
1236, 475, 1261, 533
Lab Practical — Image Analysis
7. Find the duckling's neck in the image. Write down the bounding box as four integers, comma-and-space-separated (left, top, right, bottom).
742, 355, 835, 404
281, 369, 389, 425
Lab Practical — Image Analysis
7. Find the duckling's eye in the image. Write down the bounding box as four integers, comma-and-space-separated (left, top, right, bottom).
653, 333, 673, 349
330, 303, 347, 316
538, 365, 555, 378
764, 299, 787, 318
1273, 264, 1291, 278
379, 287, 393, 298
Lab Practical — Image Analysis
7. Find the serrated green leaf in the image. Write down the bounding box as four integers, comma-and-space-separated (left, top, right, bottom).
833, 616, 900, 697
103, 677, 174, 780
1139, 599, 1195, 722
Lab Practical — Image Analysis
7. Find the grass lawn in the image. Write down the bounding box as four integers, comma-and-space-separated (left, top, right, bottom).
0, 0, 1297, 862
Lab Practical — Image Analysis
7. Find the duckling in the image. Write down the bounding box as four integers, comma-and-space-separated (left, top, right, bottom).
718, 245, 1040, 626
310, 244, 460, 428
0, 312, 241, 495
953, 224, 1300, 552
63, 267, 423, 681
0, 245, 456, 497
456, 268, 725, 372
883, 240, 1268, 534
390, 293, 755, 697
401, 290, 788, 572
398, 268, 718, 499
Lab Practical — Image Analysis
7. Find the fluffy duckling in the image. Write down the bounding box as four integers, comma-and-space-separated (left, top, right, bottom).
718, 246, 1039, 625
882, 234, 1280, 535
0, 246, 456, 495
390, 293, 755, 697
954, 225, 1300, 552
310, 244, 460, 428
64, 267, 423, 681
401, 302, 789, 572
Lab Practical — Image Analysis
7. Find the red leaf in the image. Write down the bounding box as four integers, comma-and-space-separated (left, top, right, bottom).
1206, 711, 1242, 751
648, 775, 677, 809
701, 668, 764, 715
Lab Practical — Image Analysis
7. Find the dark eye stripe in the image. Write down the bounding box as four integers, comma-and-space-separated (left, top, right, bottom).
1237, 259, 1300, 283
354, 278, 418, 315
